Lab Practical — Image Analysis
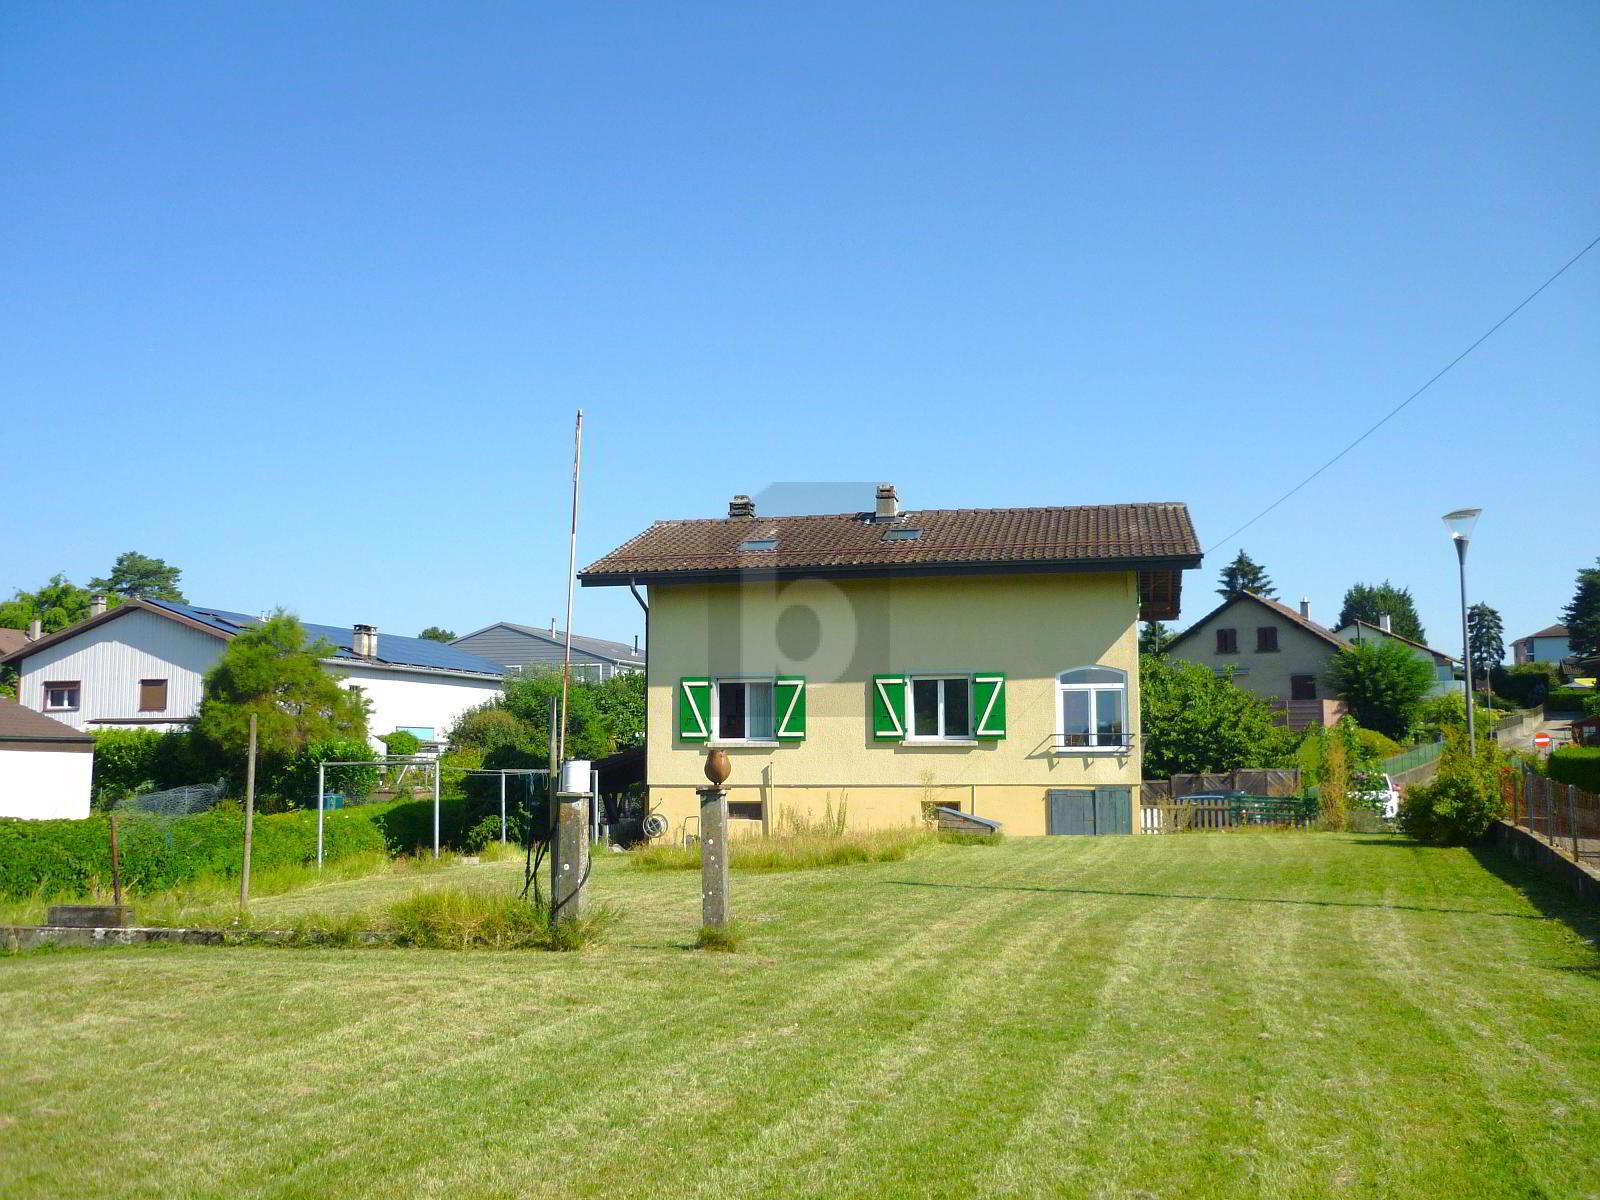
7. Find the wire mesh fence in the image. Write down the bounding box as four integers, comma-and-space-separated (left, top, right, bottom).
1503, 767, 1600, 867
113, 782, 229, 818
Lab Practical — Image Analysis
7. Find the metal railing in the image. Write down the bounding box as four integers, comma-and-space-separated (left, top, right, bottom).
1379, 740, 1444, 777
1503, 767, 1600, 867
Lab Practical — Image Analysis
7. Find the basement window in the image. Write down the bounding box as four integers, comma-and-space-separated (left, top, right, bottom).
883, 528, 922, 542
738, 538, 778, 552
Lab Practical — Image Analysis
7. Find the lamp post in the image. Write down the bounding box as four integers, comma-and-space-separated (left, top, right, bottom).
1443, 508, 1482, 749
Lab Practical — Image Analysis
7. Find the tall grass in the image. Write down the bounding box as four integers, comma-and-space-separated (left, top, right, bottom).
628, 826, 936, 873
385, 888, 613, 951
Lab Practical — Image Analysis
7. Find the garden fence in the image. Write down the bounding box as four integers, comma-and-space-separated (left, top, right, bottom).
1503, 767, 1600, 867
1142, 769, 1301, 803
1142, 795, 1319, 834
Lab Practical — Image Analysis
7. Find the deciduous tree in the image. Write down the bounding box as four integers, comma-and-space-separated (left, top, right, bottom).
1327, 638, 1435, 741
0, 574, 107, 634
1140, 654, 1295, 777
418, 626, 456, 643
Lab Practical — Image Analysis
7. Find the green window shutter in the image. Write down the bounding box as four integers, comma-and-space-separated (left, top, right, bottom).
871, 674, 908, 740
678, 677, 712, 742
973, 673, 1007, 738
775, 676, 807, 741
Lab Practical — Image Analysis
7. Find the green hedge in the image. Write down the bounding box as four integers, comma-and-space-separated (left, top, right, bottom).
0, 781, 544, 899
1546, 747, 1600, 795
1546, 688, 1594, 714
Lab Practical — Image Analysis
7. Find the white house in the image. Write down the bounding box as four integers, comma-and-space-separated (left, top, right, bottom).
0, 697, 94, 819
1, 599, 504, 750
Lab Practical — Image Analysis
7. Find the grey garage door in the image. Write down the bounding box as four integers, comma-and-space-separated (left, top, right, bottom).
1046, 787, 1133, 835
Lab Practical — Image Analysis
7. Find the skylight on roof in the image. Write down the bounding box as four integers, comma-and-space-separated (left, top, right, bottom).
738, 538, 779, 552
882, 528, 922, 541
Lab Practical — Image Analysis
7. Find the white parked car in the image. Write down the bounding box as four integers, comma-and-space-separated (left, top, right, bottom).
1352, 771, 1402, 821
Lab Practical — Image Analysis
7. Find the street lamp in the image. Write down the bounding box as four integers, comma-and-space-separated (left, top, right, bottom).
1443, 508, 1482, 748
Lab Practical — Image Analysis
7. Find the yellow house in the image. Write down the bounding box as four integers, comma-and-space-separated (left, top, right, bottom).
579, 487, 1200, 838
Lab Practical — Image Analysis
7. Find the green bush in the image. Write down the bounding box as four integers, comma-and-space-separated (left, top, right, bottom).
0, 803, 389, 899
464, 815, 504, 853
270, 737, 379, 808
1545, 688, 1593, 714
1546, 747, 1600, 794
89, 729, 213, 808
379, 730, 422, 758
1493, 662, 1560, 708
1397, 731, 1504, 845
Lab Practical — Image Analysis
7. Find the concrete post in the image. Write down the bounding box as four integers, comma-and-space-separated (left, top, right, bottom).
499, 772, 507, 845
431, 758, 441, 859
699, 785, 730, 928
316, 761, 326, 868
551, 790, 588, 922
240, 714, 257, 909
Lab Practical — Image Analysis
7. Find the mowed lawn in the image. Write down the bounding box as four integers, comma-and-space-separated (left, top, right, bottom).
3, 834, 1599, 1200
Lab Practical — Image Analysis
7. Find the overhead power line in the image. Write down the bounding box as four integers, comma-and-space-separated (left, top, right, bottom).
1206, 231, 1600, 555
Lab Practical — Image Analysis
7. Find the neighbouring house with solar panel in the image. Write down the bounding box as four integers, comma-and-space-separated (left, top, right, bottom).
1, 598, 504, 751
450, 621, 644, 681
578, 485, 1202, 839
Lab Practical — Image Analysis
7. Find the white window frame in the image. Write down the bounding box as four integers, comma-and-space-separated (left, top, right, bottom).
43, 681, 81, 712
1055, 666, 1129, 753
906, 674, 975, 743
712, 677, 779, 745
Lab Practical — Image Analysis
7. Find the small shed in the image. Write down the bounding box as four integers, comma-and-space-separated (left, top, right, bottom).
0, 698, 94, 819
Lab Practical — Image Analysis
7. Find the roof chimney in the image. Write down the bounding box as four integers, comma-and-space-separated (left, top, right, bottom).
352, 623, 378, 658
27, 618, 41, 641
875, 483, 899, 521
728, 494, 756, 519
633, 634, 640, 655
89, 593, 107, 617
1379, 613, 1393, 633
1299, 598, 1311, 620
550, 617, 557, 636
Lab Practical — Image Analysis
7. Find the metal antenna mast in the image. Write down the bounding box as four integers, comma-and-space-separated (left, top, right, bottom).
558, 409, 584, 767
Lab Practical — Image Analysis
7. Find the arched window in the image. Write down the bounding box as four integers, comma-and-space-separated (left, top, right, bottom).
1057, 667, 1127, 750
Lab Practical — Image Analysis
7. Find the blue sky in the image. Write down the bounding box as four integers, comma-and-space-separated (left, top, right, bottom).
3, 2, 1596, 658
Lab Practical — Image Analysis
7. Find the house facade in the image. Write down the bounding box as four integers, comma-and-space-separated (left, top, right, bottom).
1512, 624, 1571, 665
2, 599, 504, 749
1166, 592, 1349, 729
451, 622, 644, 681
579, 488, 1201, 839
1168, 592, 1463, 727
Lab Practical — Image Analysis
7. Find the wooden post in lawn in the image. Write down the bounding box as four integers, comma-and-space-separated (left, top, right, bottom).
109, 812, 123, 908
240, 714, 257, 909
699, 749, 732, 929
1570, 785, 1580, 863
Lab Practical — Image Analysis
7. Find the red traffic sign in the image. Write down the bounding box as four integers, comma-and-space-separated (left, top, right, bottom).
1533, 731, 1552, 749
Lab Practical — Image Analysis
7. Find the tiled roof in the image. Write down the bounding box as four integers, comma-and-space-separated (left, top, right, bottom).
579, 503, 1200, 582
0, 697, 93, 742
0, 629, 30, 656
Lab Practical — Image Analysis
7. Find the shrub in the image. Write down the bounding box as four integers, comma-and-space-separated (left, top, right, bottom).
464, 815, 504, 853
1546, 747, 1600, 794
1545, 688, 1593, 714
1409, 691, 1497, 744
1493, 662, 1560, 708
90, 729, 212, 808
1140, 654, 1296, 776
1397, 730, 1503, 844
380, 730, 422, 758
270, 737, 379, 808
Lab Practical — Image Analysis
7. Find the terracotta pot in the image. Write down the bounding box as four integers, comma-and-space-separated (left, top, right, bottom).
704, 747, 732, 786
